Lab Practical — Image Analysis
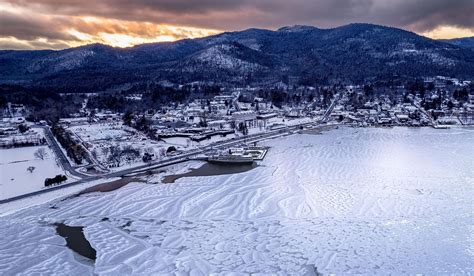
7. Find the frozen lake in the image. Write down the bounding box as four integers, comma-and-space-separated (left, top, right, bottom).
0, 127, 473, 274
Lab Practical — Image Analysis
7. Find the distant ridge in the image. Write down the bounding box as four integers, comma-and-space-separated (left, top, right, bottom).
1, 23, 473, 91
441, 37, 474, 49
277, 25, 320, 32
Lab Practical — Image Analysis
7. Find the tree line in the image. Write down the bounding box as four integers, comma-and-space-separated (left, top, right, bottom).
51, 125, 88, 165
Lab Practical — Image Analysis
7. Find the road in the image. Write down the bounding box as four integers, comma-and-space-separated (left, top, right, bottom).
1, 96, 342, 204
320, 94, 340, 123
411, 100, 436, 126
68, 128, 109, 172
1, 120, 325, 204
34, 126, 89, 178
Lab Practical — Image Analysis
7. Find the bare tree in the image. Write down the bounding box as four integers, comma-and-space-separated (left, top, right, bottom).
27, 166, 35, 173
144, 147, 154, 155
229, 120, 236, 130
34, 148, 48, 160
105, 144, 141, 167
122, 145, 140, 164
107, 144, 122, 167
158, 148, 166, 159
91, 149, 98, 160
143, 147, 154, 164
101, 147, 110, 156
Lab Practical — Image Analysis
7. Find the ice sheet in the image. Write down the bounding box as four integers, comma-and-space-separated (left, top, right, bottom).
1, 127, 473, 274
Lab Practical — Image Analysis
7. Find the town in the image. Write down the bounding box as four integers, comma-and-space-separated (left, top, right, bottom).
2, 1, 474, 273
1, 76, 473, 201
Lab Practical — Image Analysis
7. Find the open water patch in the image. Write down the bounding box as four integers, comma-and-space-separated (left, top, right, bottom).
162, 162, 257, 183
55, 223, 96, 261
79, 177, 144, 194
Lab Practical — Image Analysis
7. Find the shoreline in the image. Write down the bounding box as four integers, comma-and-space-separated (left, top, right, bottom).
1, 124, 471, 215
1, 125, 472, 274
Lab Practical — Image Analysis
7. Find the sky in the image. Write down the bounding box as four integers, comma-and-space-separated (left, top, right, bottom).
0, 0, 473, 50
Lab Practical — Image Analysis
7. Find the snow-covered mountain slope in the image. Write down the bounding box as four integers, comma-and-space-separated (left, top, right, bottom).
1, 24, 473, 89
27, 48, 95, 73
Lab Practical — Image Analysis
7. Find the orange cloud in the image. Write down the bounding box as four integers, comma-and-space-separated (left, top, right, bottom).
1, 0, 473, 49
421, 26, 474, 40
65, 16, 219, 47
0, 2, 220, 49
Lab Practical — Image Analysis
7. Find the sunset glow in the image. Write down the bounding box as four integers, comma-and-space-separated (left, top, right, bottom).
421, 26, 474, 40
0, 0, 472, 49
64, 18, 220, 48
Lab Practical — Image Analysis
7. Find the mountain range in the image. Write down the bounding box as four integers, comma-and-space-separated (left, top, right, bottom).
1, 23, 474, 92
443, 37, 474, 49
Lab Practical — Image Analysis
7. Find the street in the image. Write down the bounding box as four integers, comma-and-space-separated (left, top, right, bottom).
1, 94, 341, 204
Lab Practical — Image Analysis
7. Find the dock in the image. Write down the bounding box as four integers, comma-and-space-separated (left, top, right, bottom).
200, 146, 269, 164
244, 146, 269, 160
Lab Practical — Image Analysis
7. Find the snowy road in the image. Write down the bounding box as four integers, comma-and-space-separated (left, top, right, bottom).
3, 94, 343, 204
0, 119, 325, 204
34, 126, 89, 178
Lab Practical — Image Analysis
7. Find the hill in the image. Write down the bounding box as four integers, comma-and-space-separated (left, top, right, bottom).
1, 23, 473, 91
442, 37, 474, 49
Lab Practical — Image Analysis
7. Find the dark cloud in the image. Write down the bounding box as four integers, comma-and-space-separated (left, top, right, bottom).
361, 0, 474, 32
0, 0, 473, 49
4, 0, 474, 31
0, 11, 73, 40
0, 36, 71, 50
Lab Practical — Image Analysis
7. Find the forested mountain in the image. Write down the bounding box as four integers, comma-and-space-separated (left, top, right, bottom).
442, 37, 474, 49
1, 23, 474, 92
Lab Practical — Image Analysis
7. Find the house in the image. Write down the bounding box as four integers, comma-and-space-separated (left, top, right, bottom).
4, 117, 26, 125
207, 120, 227, 129
232, 111, 257, 121
286, 109, 301, 118
396, 114, 410, 122
257, 113, 278, 120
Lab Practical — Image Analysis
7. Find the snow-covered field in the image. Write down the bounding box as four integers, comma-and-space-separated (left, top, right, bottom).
0, 146, 70, 200
0, 127, 473, 274
69, 123, 136, 142
68, 123, 167, 168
